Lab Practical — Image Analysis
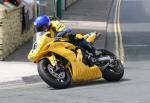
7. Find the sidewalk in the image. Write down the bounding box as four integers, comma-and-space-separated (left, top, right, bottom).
0, 0, 113, 86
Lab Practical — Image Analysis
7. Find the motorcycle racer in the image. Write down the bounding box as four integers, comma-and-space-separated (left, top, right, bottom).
34, 15, 100, 62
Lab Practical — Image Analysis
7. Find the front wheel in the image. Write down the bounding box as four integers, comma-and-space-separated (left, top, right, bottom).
38, 59, 71, 89
98, 49, 124, 81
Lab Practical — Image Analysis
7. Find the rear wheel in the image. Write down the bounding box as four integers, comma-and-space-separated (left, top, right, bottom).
98, 49, 124, 81
38, 58, 71, 89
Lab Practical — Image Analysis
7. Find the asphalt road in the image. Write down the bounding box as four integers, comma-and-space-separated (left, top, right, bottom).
121, 0, 150, 102
1, 0, 150, 103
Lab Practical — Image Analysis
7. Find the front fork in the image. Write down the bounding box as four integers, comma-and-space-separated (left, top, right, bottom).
47, 54, 70, 72
47, 54, 60, 71
46, 54, 66, 80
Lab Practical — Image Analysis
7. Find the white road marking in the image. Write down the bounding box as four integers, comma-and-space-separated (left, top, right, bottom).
124, 44, 149, 47
61, 20, 106, 30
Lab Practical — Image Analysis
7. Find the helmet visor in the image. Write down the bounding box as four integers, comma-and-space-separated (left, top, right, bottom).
35, 25, 44, 32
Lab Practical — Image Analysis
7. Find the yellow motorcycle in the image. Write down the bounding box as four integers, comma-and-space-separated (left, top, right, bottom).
28, 31, 124, 89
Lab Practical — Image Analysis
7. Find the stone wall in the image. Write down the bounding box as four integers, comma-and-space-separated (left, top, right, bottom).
0, 4, 34, 60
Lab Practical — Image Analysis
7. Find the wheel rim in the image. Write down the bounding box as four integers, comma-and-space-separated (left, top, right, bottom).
45, 63, 68, 83
108, 59, 121, 73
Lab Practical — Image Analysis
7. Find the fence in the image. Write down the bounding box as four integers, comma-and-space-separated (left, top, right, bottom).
36, 0, 78, 18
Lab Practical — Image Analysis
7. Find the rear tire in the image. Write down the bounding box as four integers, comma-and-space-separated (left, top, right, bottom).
38, 59, 71, 89
98, 49, 124, 81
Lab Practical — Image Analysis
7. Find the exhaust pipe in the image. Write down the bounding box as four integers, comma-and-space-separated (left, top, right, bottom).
98, 56, 113, 62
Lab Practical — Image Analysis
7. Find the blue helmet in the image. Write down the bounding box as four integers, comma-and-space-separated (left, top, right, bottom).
34, 15, 50, 32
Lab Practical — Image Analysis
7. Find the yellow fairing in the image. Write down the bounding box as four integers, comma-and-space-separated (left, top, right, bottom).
28, 33, 54, 63
47, 42, 102, 81
28, 31, 102, 82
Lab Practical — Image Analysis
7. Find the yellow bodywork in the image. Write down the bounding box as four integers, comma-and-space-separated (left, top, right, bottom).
28, 32, 102, 82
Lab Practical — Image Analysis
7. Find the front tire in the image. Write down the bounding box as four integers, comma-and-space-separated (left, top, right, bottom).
38, 59, 71, 89
98, 49, 124, 81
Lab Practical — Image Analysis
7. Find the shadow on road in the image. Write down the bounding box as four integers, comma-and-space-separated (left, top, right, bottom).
70, 78, 131, 88
47, 78, 131, 90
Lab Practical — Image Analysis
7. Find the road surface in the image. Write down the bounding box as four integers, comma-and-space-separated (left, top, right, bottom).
0, 0, 150, 103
